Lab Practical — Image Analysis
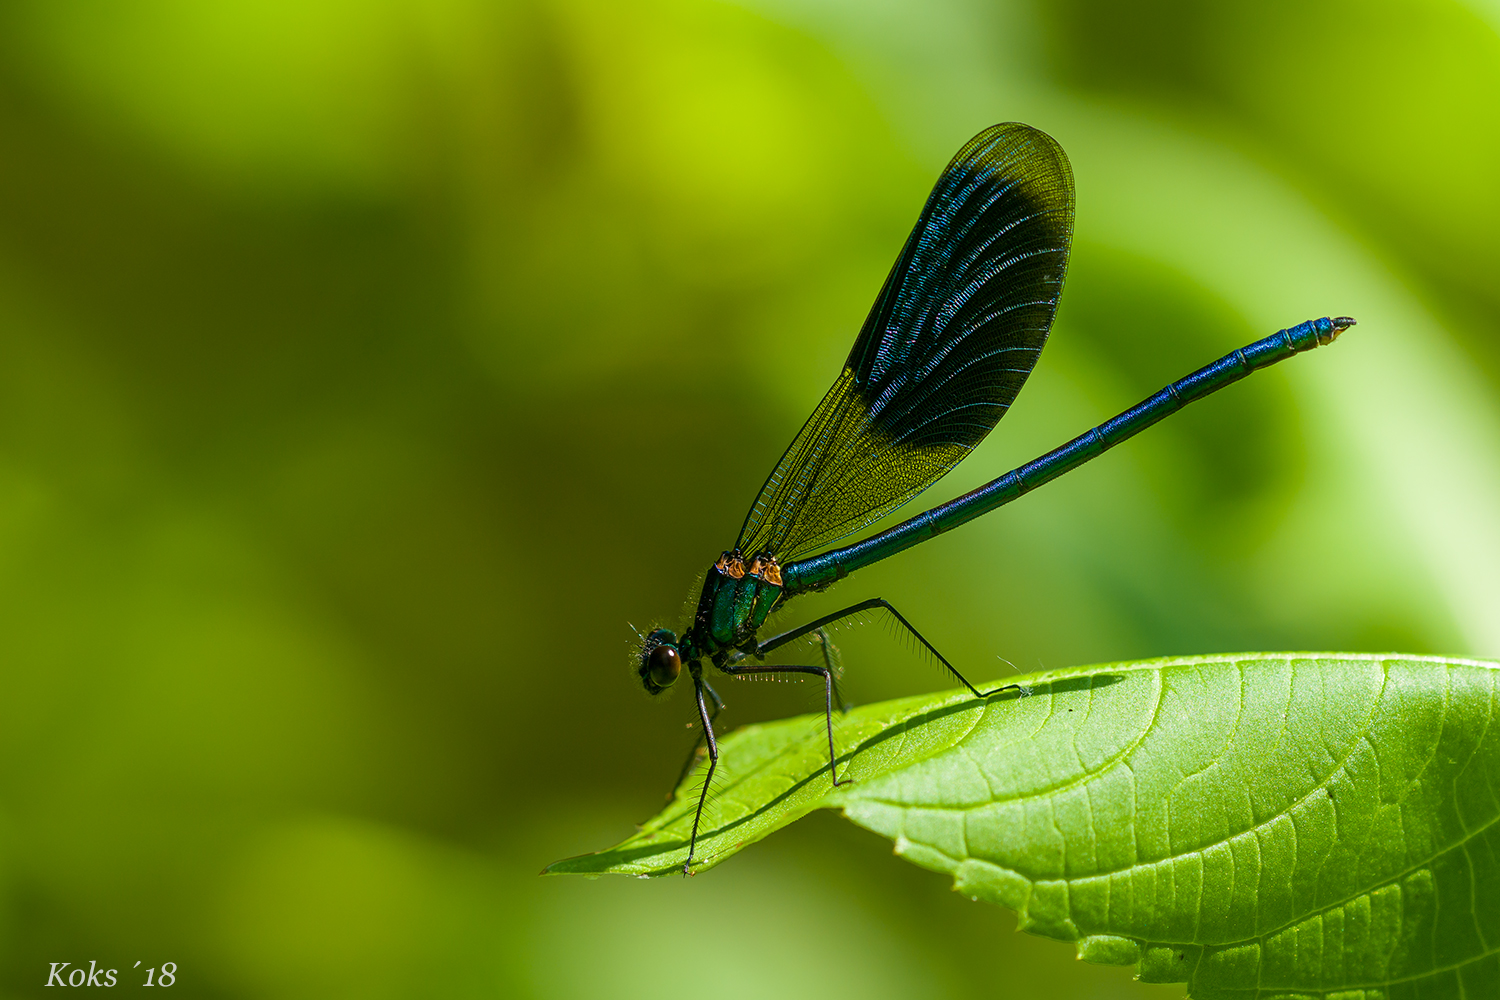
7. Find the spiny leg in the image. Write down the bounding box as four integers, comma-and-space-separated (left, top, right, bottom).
672, 679, 723, 795
754, 597, 1023, 701
722, 629, 849, 709
721, 662, 848, 787
813, 626, 852, 713
684, 672, 720, 876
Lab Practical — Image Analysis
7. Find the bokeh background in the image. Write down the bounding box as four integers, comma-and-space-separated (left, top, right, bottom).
0, 0, 1497, 997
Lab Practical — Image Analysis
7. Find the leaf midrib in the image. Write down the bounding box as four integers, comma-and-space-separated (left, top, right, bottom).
853, 655, 1500, 953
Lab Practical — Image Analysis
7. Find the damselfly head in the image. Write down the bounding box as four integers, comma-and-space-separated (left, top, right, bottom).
637, 628, 682, 695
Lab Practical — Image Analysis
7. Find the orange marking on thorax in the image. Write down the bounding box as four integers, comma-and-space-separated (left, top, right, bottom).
746, 554, 783, 587
715, 552, 747, 579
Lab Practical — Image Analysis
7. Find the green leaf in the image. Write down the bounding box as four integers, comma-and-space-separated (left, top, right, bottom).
547, 653, 1500, 998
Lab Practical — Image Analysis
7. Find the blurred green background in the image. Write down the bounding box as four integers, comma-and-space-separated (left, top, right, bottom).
0, 0, 1497, 997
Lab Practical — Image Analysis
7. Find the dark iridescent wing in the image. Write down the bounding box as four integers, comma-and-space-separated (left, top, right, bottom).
735, 123, 1074, 560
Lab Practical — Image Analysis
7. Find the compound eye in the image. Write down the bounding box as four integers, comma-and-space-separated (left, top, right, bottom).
647, 645, 682, 689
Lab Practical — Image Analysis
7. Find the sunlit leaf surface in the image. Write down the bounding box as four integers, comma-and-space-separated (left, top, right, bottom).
551, 653, 1500, 998
6, 1, 1500, 994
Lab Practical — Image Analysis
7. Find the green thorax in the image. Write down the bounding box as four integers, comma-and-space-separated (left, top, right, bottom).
684, 550, 783, 660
